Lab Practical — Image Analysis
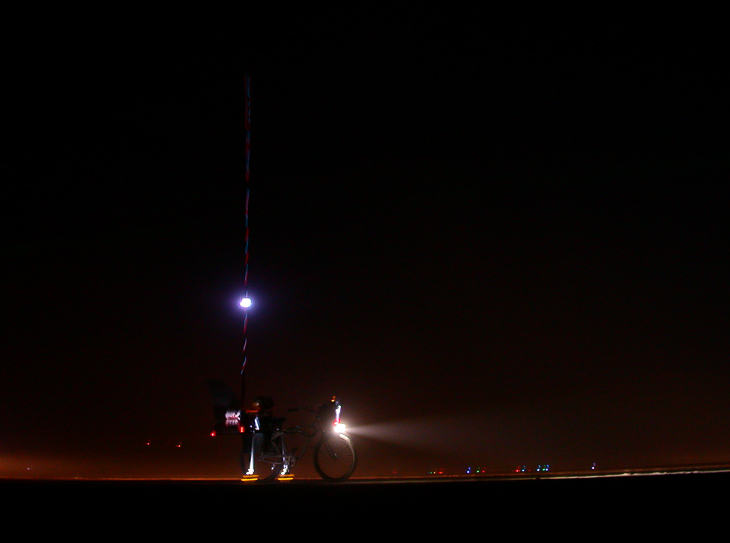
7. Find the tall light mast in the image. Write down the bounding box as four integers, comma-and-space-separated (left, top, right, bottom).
241, 74, 252, 406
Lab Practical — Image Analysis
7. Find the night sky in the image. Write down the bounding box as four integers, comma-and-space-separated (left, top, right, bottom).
2, 9, 729, 477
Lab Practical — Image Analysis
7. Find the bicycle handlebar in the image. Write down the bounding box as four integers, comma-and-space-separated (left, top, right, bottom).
288, 398, 341, 417
288, 406, 321, 413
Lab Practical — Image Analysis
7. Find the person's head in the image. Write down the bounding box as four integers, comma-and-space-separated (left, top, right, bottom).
251, 396, 273, 411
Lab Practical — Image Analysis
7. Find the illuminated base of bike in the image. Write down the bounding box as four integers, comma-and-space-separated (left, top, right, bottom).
240, 476, 294, 482
241, 469, 294, 483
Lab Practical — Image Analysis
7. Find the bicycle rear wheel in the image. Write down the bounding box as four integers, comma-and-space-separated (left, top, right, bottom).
313, 433, 357, 482
240, 433, 285, 483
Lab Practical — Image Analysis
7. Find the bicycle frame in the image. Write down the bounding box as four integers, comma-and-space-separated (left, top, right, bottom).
244, 407, 322, 476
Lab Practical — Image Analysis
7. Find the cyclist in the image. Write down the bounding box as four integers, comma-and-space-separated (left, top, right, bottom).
242, 396, 277, 474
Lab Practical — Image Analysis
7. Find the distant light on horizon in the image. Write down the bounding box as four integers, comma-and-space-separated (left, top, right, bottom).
240, 297, 252, 309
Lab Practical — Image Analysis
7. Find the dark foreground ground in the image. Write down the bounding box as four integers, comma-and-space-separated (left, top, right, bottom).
3, 471, 727, 535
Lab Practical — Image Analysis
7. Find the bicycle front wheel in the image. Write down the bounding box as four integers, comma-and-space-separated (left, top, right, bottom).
313, 433, 357, 482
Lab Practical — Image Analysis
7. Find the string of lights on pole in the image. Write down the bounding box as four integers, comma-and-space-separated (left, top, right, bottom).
241, 75, 252, 374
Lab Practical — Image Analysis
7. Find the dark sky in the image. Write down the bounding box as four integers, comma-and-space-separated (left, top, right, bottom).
2, 8, 729, 477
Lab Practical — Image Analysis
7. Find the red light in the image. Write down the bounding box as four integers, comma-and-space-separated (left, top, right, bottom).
210, 431, 216, 437
239, 426, 245, 433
